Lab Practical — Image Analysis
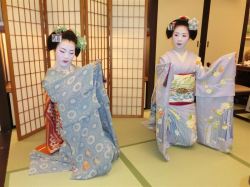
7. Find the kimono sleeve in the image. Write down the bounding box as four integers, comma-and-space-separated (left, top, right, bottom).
196, 53, 236, 97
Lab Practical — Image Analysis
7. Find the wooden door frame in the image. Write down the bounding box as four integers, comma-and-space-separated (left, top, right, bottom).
239, 0, 250, 63
198, 0, 211, 64
0, 47, 13, 132
145, 0, 158, 109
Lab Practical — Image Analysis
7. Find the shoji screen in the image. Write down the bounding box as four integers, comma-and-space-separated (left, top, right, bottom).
112, 0, 147, 117
87, 0, 111, 94
2, 0, 46, 139
45, 0, 85, 67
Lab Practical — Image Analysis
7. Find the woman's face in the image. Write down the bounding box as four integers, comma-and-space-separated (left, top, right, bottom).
56, 40, 75, 68
172, 25, 190, 50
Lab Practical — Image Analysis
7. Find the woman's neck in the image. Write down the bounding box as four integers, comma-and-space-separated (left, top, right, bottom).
173, 48, 187, 55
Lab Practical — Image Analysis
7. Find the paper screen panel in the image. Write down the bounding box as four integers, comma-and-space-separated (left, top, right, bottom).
4, 0, 46, 139
87, 0, 110, 94
46, 0, 85, 67
112, 0, 146, 117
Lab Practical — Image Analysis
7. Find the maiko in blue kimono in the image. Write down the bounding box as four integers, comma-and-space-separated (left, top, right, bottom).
29, 27, 119, 179
148, 16, 235, 160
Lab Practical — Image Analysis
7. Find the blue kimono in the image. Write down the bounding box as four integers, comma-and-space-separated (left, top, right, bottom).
29, 63, 119, 179
149, 51, 235, 160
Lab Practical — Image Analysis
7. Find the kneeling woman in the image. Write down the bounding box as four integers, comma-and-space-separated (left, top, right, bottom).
149, 17, 235, 160
29, 26, 119, 180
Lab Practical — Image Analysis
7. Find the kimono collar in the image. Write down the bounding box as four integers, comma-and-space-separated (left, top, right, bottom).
54, 64, 76, 75
173, 50, 188, 62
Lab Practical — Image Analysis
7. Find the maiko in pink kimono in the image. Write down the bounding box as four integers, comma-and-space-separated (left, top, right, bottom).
148, 16, 236, 160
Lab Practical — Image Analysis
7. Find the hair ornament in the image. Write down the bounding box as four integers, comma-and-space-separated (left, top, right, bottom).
167, 21, 176, 31
54, 25, 68, 34
188, 17, 198, 31
74, 31, 87, 51
52, 26, 87, 51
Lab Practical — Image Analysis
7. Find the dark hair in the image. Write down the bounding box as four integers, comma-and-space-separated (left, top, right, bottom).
166, 17, 197, 40
47, 30, 81, 57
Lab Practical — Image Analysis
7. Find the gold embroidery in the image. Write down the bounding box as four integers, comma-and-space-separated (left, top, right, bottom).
176, 88, 189, 94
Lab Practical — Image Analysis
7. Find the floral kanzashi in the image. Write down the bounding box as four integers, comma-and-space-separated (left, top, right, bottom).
188, 17, 199, 30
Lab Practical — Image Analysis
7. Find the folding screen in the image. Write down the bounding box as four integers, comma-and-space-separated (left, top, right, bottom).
2, 0, 148, 140
112, 0, 147, 117
2, 0, 46, 139
87, 0, 111, 95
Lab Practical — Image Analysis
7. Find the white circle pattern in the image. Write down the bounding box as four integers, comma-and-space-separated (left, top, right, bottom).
73, 123, 81, 132
81, 128, 88, 137
40, 163, 49, 169
67, 110, 76, 119
95, 143, 104, 152
87, 135, 95, 145
29, 167, 37, 174
67, 76, 75, 85
104, 150, 111, 159
73, 82, 82, 92
76, 154, 83, 162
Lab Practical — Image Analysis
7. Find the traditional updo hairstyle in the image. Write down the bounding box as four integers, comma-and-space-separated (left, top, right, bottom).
47, 30, 81, 57
166, 16, 198, 40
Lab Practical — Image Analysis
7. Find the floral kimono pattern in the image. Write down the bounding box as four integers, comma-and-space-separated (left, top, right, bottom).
29, 63, 119, 179
150, 50, 235, 160
196, 53, 235, 152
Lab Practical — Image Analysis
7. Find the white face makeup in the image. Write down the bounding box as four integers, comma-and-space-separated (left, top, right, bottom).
55, 40, 76, 69
172, 25, 190, 51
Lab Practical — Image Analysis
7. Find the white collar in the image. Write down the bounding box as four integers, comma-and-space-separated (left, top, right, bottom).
173, 50, 188, 62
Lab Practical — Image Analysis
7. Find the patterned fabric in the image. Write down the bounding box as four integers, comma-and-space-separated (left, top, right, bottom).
35, 93, 63, 154
196, 53, 236, 152
169, 74, 195, 103
149, 50, 235, 160
29, 63, 119, 179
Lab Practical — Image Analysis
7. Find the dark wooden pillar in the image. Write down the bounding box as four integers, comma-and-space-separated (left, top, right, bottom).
0, 42, 12, 187
145, 0, 158, 109
239, 0, 250, 63
0, 49, 12, 132
198, 0, 211, 64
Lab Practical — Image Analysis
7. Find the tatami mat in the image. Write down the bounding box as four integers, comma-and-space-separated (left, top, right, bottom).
6, 159, 142, 187
121, 141, 250, 187
6, 112, 250, 187
112, 117, 155, 147
7, 130, 45, 172
231, 118, 250, 165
